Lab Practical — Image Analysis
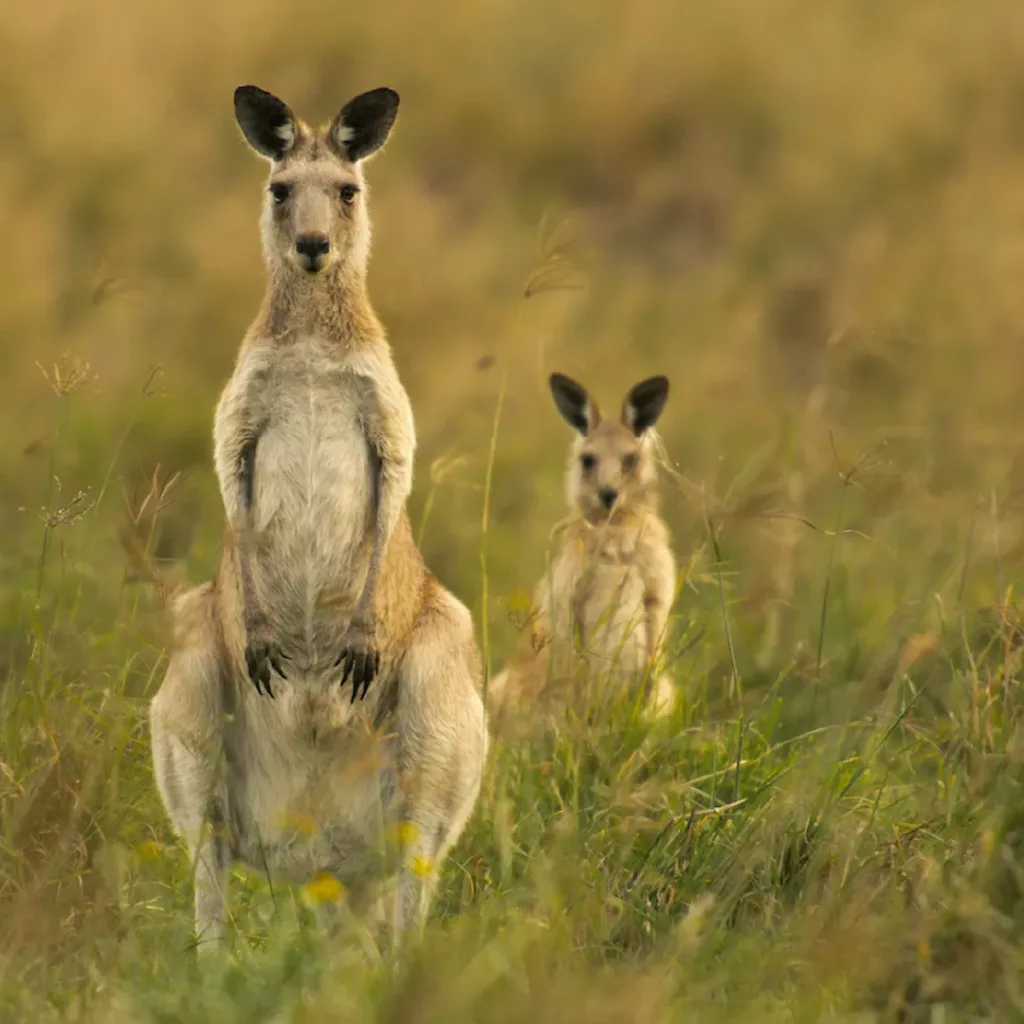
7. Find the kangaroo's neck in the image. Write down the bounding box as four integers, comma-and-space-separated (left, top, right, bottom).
633, 484, 661, 518
257, 262, 382, 345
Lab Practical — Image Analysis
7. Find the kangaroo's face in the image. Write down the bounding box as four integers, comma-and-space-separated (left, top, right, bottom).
233, 85, 399, 278
550, 373, 670, 525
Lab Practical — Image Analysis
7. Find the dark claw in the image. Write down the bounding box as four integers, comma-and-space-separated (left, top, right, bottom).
336, 642, 379, 702
269, 646, 290, 678
245, 640, 289, 698
348, 655, 360, 703
337, 650, 352, 680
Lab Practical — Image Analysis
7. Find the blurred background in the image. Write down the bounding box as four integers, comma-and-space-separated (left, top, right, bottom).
4, 0, 1024, 671
5, 0, 1024, 1016
4, 0, 1024, 647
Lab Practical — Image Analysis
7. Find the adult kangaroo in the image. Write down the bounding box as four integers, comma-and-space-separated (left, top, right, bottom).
149, 85, 488, 953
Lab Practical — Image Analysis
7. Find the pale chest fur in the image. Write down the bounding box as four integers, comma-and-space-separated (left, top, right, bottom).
248, 336, 374, 663
541, 518, 659, 678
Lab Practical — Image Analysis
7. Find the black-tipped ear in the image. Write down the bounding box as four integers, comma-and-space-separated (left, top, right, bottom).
622, 376, 670, 435
330, 88, 400, 162
234, 86, 297, 161
549, 373, 600, 435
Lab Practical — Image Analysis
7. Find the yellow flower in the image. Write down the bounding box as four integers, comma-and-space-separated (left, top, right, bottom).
410, 855, 435, 880
136, 840, 163, 861
388, 820, 420, 848
302, 871, 346, 905
274, 810, 318, 837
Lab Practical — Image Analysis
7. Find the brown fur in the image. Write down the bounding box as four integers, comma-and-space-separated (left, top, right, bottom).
149, 86, 487, 954
489, 373, 678, 728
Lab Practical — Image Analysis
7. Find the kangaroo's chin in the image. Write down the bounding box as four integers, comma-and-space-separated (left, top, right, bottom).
583, 507, 614, 527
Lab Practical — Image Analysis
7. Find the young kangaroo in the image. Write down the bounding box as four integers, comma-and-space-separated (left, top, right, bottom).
149, 86, 487, 952
489, 373, 677, 722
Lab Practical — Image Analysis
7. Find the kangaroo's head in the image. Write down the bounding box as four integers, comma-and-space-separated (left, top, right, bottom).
549, 373, 670, 525
233, 85, 399, 280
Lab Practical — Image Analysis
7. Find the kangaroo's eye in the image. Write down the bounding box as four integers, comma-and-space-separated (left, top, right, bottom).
339, 184, 359, 205
269, 182, 291, 205
580, 453, 596, 472
621, 452, 638, 473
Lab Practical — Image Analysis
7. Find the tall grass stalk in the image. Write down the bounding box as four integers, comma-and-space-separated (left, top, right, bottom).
479, 370, 507, 710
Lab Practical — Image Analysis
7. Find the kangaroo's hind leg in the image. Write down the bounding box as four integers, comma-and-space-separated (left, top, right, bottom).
643, 674, 677, 719
150, 583, 232, 953
389, 584, 489, 947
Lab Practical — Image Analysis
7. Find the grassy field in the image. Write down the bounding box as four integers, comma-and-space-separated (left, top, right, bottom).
4, 0, 1024, 1018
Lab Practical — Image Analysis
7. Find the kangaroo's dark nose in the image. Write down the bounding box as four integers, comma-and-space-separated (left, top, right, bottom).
295, 233, 330, 266
598, 488, 618, 510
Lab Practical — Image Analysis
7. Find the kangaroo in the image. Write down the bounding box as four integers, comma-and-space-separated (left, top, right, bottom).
149, 85, 487, 953
489, 373, 678, 723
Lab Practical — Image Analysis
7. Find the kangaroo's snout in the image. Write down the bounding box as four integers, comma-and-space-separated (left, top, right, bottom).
295, 233, 331, 272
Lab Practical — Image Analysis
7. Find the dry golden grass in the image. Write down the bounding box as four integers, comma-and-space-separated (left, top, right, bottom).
4, 1, 1024, 1019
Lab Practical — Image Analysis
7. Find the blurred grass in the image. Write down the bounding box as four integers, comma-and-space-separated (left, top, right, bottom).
4, 0, 1024, 1018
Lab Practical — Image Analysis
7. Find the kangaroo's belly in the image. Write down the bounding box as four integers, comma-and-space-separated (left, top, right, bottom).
577, 563, 648, 678
224, 697, 400, 887
249, 351, 374, 662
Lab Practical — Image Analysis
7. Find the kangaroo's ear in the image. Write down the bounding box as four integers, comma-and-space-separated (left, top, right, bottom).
549, 373, 601, 435
329, 87, 400, 163
234, 85, 298, 161
622, 376, 670, 435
